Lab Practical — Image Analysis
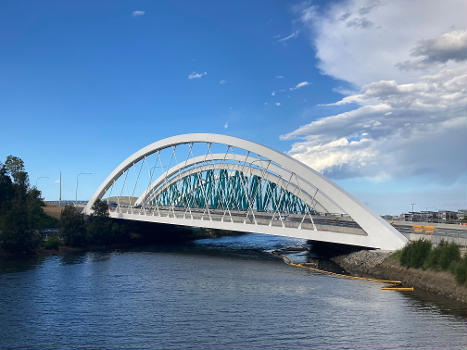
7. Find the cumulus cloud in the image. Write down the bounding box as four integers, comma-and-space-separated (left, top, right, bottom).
132, 10, 145, 16
298, 0, 466, 86
289, 81, 310, 91
284, 0, 467, 184
397, 30, 467, 70
275, 75, 285, 79
188, 71, 207, 79
224, 121, 229, 129
219, 79, 227, 85
282, 66, 467, 181
413, 30, 467, 63
275, 102, 281, 107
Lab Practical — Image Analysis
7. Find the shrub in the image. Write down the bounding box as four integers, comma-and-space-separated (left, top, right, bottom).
44, 236, 62, 250
438, 241, 460, 270
400, 239, 432, 269
423, 240, 460, 271
454, 255, 466, 285
423, 243, 442, 270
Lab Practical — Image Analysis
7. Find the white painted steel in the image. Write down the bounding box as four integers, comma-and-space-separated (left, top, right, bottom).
84, 133, 408, 250
110, 211, 371, 247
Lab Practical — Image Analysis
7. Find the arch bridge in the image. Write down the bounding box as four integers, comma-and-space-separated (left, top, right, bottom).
84, 134, 407, 250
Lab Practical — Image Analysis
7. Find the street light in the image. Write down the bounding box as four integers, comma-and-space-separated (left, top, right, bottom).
75, 172, 94, 205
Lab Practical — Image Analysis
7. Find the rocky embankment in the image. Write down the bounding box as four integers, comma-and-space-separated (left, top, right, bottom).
331, 250, 466, 304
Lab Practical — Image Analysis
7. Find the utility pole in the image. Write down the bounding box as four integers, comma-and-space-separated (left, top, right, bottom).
59, 171, 62, 207
410, 202, 416, 212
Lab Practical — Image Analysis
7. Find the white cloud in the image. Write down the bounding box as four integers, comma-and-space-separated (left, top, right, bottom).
188, 71, 207, 80
224, 121, 229, 129
271, 91, 276, 96
219, 79, 227, 85
282, 66, 467, 181
298, 0, 466, 86
132, 10, 145, 16
276, 31, 299, 42
283, 0, 467, 185
289, 81, 310, 91
275, 102, 281, 107
397, 30, 467, 71
275, 75, 285, 79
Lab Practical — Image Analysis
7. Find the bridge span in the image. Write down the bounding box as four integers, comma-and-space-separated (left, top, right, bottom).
83, 133, 408, 250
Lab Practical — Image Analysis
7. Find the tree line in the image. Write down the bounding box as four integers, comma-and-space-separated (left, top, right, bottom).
0, 155, 128, 255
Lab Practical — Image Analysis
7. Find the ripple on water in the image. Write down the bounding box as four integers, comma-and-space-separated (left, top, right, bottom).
0, 234, 465, 349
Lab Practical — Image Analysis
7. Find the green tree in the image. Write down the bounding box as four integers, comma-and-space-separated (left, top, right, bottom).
0, 155, 53, 254
1, 199, 40, 253
87, 199, 116, 245
60, 205, 87, 247
4, 155, 28, 189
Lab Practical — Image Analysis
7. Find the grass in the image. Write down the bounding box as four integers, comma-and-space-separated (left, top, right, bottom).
43, 236, 62, 250
398, 239, 466, 285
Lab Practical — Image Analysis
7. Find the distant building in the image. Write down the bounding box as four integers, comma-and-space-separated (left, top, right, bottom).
457, 209, 467, 221
396, 209, 465, 223
438, 210, 458, 223
419, 211, 438, 223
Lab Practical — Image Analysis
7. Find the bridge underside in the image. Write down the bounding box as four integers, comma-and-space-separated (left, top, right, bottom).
108, 209, 374, 248
84, 134, 408, 250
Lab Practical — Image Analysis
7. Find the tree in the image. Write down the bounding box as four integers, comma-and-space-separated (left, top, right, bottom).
1, 199, 40, 253
4, 155, 28, 189
60, 205, 87, 247
91, 199, 110, 218
0, 155, 50, 254
87, 199, 116, 245
0, 163, 14, 227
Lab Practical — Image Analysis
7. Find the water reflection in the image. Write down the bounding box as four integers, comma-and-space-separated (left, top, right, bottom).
0, 255, 44, 274
402, 287, 467, 320
0, 233, 465, 350
59, 251, 88, 265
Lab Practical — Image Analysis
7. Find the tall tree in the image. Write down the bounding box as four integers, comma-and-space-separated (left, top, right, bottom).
60, 205, 87, 247
0, 155, 51, 254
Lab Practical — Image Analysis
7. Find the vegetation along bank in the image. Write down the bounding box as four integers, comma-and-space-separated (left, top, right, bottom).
330, 241, 466, 303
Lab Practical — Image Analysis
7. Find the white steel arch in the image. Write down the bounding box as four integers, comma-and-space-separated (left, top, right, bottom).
84, 133, 408, 250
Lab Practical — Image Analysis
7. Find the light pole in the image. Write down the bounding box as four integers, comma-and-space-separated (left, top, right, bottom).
75, 172, 94, 205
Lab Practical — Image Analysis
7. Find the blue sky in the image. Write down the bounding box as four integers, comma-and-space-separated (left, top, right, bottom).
1, 0, 466, 214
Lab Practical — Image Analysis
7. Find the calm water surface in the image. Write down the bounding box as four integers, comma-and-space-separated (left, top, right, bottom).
1, 234, 466, 349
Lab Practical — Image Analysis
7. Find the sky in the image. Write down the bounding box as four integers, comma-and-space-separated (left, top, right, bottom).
0, 0, 466, 215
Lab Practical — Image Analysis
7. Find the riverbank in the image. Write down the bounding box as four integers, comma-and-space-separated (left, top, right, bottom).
0, 225, 246, 259
331, 249, 466, 303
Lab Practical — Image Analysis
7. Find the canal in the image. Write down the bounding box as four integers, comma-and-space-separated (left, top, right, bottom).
1, 234, 466, 349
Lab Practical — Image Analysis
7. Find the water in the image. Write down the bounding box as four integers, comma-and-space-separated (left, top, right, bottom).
1, 234, 465, 349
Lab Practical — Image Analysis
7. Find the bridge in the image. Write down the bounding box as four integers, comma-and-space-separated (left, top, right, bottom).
83, 133, 408, 250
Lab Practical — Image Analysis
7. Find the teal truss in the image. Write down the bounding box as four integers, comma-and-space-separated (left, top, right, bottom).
147, 169, 316, 215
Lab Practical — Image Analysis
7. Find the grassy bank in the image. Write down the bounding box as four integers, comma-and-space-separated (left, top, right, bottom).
330, 247, 466, 303
396, 239, 466, 285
